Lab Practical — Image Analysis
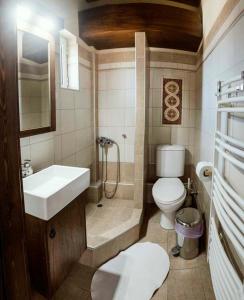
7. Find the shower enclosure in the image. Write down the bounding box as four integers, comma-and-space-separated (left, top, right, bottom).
82, 33, 149, 267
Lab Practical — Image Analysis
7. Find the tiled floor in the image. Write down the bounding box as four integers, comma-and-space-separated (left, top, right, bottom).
143, 205, 215, 300
35, 204, 216, 300
85, 198, 141, 248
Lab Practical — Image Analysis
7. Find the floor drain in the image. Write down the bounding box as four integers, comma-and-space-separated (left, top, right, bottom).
97, 203, 103, 208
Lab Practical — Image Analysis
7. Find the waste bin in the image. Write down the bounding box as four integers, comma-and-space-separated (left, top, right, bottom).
175, 208, 203, 259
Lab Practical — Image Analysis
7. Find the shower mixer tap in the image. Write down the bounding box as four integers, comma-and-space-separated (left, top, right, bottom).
97, 137, 114, 146
96, 137, 106, 146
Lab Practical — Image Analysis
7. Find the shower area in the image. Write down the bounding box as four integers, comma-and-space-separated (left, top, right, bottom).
82, 33, 149, 267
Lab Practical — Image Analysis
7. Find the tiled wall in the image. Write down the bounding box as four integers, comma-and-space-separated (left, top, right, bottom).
20, 41, 94, 173
148, 49, 197, 183
97, 49, 136, 164
94, 49, 136, 199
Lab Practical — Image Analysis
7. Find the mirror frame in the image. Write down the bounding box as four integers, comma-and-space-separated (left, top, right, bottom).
17, 24, 56, 138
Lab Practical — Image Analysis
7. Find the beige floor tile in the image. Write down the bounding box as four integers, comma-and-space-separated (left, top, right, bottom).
117, 207, 134, 220
92, 206, 118, 220
68, 263, 96, 291
89, 219, 116, 236
83, 202, 215, 300
100, 198, 135, 208
167, 268, 206, 300
199, 265, 216, 300
151, 281, 167, 300
91, 206, 133, 224
53, 263, 95, 299
86, 216, 101, 231
54, 281, 91, 300
53, 201, 215, 300
86, 198, 140, 249
87, 235, 109, 248
140, 222, 168, 244
148, 210, 161, 224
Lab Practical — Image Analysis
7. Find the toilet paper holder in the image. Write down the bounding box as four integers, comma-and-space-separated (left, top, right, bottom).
203, 168, 212, 177
196, 161, 213, 182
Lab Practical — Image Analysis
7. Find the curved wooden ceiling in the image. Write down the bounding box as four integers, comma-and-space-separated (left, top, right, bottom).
84, 0, 201, 9
166, 0, 200, 6
79, 3, 202, 51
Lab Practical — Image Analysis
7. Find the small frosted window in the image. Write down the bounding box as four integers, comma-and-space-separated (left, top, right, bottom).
59, 30, 79, 90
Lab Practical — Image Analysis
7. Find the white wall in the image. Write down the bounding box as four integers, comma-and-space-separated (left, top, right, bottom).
194, 9, 244, 221
201, 0, 228, 37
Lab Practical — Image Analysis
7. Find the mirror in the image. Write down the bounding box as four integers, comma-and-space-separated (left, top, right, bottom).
17, 28, 56, 137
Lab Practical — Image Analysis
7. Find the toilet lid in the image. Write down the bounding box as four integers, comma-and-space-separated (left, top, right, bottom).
152, 178, 186, 204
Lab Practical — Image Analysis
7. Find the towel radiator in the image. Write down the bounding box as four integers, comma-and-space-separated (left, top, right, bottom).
208, 72, 244, 300
209, 218, 243, 300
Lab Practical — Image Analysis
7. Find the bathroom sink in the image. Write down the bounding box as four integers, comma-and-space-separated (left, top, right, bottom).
23, 165, 90, 220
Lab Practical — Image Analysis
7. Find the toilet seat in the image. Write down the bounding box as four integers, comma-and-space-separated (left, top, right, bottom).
152, 178, 186, 204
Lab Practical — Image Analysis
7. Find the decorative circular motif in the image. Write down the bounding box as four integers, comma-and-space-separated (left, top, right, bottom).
164, 107, 180, 122
165, 94, 180, 107
164, 80, 181, 122
165, 81, 179, 95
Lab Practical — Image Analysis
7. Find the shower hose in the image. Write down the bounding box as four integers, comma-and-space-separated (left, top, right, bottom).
101, 141, 120, 199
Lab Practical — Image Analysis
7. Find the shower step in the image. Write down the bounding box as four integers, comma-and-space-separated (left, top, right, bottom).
80, 223, 141, 268
81, 199, 142, 268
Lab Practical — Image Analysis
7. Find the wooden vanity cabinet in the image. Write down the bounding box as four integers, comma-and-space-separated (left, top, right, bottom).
25, 193, 87, 299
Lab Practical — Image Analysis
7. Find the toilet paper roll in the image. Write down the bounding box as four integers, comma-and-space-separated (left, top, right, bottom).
196, 161, 213, 182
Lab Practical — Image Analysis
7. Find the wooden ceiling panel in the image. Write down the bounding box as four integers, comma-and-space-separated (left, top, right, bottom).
168, 0, 201, 7
85, 0, 201, 7
79, 3, 202, 51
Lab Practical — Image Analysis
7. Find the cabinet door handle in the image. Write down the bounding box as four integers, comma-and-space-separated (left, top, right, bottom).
49, 228, 56, 239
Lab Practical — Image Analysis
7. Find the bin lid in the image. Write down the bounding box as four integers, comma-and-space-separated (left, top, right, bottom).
176, 208, 202, 228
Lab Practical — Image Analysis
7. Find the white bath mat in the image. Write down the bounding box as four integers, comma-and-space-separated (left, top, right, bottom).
91, 242, 170, 300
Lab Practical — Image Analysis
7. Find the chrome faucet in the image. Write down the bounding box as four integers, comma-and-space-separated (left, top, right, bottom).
21, 159, 33, 178
97, 137, 114, 147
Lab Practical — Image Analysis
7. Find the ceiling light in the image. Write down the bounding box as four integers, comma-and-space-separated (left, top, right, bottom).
17, 4, 32, 21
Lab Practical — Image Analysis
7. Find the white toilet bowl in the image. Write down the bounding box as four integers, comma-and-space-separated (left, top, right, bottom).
152, 178, 186, 229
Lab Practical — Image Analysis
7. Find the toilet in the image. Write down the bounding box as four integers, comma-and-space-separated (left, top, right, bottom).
152, 145, 186, 229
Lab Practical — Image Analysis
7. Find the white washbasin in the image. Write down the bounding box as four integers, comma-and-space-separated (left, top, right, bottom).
23, 165, 90, 221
